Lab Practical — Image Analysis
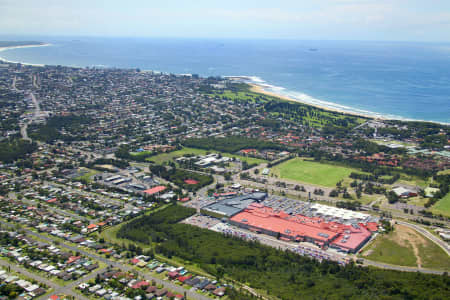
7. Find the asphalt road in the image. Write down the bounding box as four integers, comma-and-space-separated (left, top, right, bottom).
12, 75, 17, 91
45, 268, 105, 300
20, 92, 41, 141
361, 258, 448, 275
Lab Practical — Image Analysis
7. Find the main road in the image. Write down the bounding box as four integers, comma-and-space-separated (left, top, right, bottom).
361, 258, 448, 275
20, 92, 41, 141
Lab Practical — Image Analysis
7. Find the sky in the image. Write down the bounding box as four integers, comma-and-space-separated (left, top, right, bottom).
1, 0, 450, 42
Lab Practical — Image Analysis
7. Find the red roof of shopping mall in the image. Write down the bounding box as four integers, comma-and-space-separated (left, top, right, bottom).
184, 179, 199, 185
230, 205, 374, 251
143, 185, 166, 195
330, 225, 371, 251
230, 209, 339, 243
365, 222, 379, 232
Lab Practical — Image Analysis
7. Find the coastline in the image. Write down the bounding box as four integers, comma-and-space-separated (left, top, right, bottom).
248, 83, 378, 120
0, 46, 448, 126
226, 76, 449, 125
0, 43, 51, 67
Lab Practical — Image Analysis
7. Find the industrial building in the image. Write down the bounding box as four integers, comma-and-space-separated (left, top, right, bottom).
202, 192, 267, 217
229, 203, 376, 253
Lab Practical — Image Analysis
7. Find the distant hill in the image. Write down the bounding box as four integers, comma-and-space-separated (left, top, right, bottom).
0, 41, 44, 48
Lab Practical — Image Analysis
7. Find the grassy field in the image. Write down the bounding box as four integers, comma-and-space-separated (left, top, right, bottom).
431, 192, 450, 217
396, 174, 430, 188
406, 196, 429, 207
208, 86, 366, 128
370, 139, 417, 148
148, 147, 266, 165
363, 238, 417, 267
360, 224, 450, 270
75, 168, 99, 182
271, 158, 357, 187
437, 169, 450, 176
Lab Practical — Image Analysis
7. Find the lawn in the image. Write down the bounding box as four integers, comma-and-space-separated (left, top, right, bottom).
360, 224, 450, 270
363, 238, 417, 267
407, 196, 429, 207
431, 192, 450, 217
148, 147, 266, 165
396, 174, 430, 188
271, 158, 356, 187
75, 168, 99, 182
209, 87, 366, 128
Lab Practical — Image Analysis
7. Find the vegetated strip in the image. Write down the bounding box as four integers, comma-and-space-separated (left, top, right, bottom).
117, 205, 450, 300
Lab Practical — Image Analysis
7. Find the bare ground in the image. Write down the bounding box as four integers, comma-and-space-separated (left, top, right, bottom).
389, 225, 427, 268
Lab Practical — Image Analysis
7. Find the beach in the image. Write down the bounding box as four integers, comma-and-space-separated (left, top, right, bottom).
224, 75, 383, 121
0, 43, 51, 66
0, 38, 448, 124
247, 83, 377, 120
248, 81, 450, 125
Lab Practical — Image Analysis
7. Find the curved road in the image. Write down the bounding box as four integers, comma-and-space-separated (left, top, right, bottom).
361, 258, 448, 275
396, 220, 450, 256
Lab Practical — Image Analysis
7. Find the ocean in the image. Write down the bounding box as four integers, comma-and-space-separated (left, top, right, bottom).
1, 36, 449, 124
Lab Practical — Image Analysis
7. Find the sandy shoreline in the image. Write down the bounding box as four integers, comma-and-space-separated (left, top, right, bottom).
228, 76, 449, 125
248, 83, 379, 120
0, 43, 51, 66
0, 49, 447, 125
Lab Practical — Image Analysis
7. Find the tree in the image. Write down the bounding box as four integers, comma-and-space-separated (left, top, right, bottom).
386, 191, 399, 204
329, 190, 339, 197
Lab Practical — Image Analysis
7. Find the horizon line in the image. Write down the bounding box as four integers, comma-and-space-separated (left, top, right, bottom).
1, 34, 450, 44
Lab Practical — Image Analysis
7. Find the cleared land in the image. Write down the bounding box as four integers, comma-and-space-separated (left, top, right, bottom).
361, 224, 450, 270
147, 147, 266, 165
271, 158, 356, 187
431, 192, 450, 217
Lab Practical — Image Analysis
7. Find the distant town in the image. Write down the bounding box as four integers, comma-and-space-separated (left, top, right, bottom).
0, 55, 449, 300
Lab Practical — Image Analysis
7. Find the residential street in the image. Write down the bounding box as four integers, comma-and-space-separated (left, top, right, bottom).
0, 220, 212, 300
0, 258, 89, 300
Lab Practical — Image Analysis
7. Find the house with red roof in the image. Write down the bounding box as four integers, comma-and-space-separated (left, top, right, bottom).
240, 149, 258, 155
177, 275, 192, 283
131, 281, 149, 289
67, 256, 81, 265
143, 185, 166, 195
167, 271, 179, 280
184, 179, 199, 185
130, 258, 140, 265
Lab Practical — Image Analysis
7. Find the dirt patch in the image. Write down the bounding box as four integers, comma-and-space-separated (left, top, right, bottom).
390, 225, 427, 268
